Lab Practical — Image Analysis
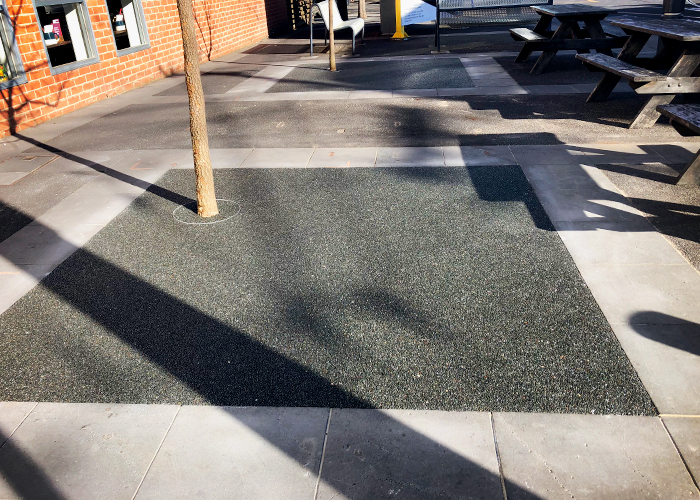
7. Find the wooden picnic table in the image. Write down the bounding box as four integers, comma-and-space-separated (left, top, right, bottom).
578, 16, 700, 128
510, 4, 627, 74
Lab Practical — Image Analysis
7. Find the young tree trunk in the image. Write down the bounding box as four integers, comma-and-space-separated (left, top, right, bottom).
329, 0, 337, 71
359, 0, 367, 19
176, 0, 218, 217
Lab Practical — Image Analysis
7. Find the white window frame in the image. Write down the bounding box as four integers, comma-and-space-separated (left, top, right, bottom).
33, 0, 100, 75
0, 1, 28, 90
103, 0, 150, 56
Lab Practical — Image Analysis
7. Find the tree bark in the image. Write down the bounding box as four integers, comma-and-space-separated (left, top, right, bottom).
329, 0, 336, 71
359, 0, 367, 19
176, 0, 218, 217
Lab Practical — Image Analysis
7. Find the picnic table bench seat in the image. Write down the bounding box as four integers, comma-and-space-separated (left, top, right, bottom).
656, 104, 700, 185
577, 53, 667, 82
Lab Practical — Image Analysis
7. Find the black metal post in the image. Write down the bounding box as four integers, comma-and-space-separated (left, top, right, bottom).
663, 0, 684, 16
435, 3, 440, 51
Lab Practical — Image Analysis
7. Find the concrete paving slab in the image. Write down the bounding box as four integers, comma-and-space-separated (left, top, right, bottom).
376, 147, 444, 167
226, 64, 297, 94
0, 266, 49, 315
521, 163, 622, 193
174, 148, 252, 169
108, 150, 193, 172
347, 90, 394, 99
0, 403, 178, 500
0, 155, 56, 174
649, 142, 700, 163
0, 402, 36, 443
0, 223, 76, 267
316, 409, 503, 500
443, 145, 516, 166
577, 263, 700, 326
307, 148, 378, 168
494, 413, 699, 499
436, 87, 483, 96
510, 145, 586, 166
555, 221, 689, 266
303, 91, 352, 100
0, 172, 30, 185
240, 148, 314, 168
577, 143, 666, 165
135, 406, 328, 500
612, 322, 700, 415
662, 416, 700, 486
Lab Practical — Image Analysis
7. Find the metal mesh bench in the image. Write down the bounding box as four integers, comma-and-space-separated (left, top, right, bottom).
435, 0, 552, 51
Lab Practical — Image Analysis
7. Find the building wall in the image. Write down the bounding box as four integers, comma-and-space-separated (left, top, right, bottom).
1, 0, 286, 137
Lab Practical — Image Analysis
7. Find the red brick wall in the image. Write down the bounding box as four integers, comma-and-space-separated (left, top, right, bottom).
0, 0, 286, 137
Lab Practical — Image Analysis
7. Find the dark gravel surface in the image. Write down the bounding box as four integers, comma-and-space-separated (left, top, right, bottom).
21, 94, 696, 152
493, 55, 602, 86
268, 59, 475, 92
600, 162, 700, 272
0, 167, 655, 414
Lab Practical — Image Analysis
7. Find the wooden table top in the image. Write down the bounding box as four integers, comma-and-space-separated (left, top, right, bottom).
612, 16, 700, 41
533, 4, 615, 18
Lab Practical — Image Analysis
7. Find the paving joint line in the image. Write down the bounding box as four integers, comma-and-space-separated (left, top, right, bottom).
490, 412, 508, 500
130, 405, 182, 500
313, 408, 333, 500
0, 401, 38, 451
659, 416, 700, 493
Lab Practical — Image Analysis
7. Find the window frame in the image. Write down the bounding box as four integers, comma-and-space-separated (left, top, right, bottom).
102, 0, 150, 56
0, 0, 28, 90
32, 0, 100, 75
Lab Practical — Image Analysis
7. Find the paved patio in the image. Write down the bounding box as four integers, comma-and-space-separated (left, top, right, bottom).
0, 1, 699, 498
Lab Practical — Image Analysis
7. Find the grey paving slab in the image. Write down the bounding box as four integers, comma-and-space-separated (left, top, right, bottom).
494, 413, 699, 500
577, 263, 700, 326
108, 150, 193, 172
376, 147, 444, 167
0, 155, 56, 173
577, 143, 667, 165
303, 91, 352, 100
510, 145, 587, 166
612, 322, 700, 415
523, 165, 647, 223
0, 172, 30, 185
475, 79, 525, 88
436, 87, 484, 96
135, 406, 328, 500
239, 148, 314, 168
226, 64, 297, 94
443, 145, 516, 166
0, 402, 36, 443
555, 221, 689, 265
316, 409, 503, 500
347, 90, 394, 99
174, 148, 252, 169
249, 91, 313, 101
649, 142, 700, 163
307, 148, 378, 169
392, 89, 438, 97
268, 59, 475, 93
663, 417, 700, 486
0, 223, 76, 267
0, 403, 178, 500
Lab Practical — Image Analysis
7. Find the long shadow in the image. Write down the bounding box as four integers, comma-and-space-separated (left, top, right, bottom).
0, 428, 68, 500
0, 200, 541, 499
13, 134, 193, 208
629, 312, 700, 358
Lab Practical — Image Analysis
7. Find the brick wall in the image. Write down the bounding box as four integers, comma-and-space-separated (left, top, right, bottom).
0, 0, 287, 137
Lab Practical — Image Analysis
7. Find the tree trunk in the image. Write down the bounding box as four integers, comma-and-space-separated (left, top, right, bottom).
359, 0, 366, 19
329, 0, 336, 71
176, 0, 218, 217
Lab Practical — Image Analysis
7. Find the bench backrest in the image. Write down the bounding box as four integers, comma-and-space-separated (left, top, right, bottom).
313, 0, 344, 28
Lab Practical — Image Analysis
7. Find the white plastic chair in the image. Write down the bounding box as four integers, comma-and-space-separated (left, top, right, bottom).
310, 0, 365, 56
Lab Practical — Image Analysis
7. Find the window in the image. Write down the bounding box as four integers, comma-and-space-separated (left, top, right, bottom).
104, 0, 149, 55
33, 0, 99, 74
0, 1, 27, 89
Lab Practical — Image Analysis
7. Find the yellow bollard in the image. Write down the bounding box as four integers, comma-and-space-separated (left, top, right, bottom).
391, 0, 408, 40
